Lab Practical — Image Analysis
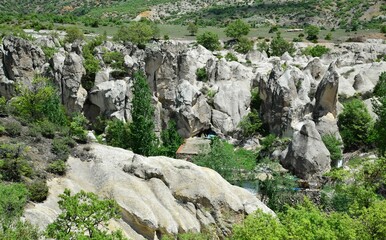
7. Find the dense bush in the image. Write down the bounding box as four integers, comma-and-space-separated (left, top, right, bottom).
0, 144, 33, 182
157, 121, 183, 158
225, 52, 238, 62
46, 189, 125, 239
69, 113, 88, 143
305, 25, 320, 41
373, 72, 386, 156
234, 36, 253, 54
65, 26, 84, 43
187, 22, 198, 36
11, 76, 67, 126
238, 110, 262, 138
82, 36, 104, 91
105, 119, 130, 149
225, 19, 250, 39
270, 32, 295, 57
302, 45, 330, 57
4, 121, 22, 137
192, 138, 256, 183
196, 67, 208, 81
322, 134, 343, 166
338, 99, 374, 151
196, 31, 221, 51
114, 20, 158, 48
103, 51, 125, 70
47, 160, 67, 176
51, 138, 71, 161
27, 180, 49, 202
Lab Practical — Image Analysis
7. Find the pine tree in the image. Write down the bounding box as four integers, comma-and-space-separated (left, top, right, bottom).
129, 72, 158, 156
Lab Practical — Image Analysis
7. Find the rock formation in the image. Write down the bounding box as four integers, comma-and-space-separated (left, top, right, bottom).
24, 143, 273, 239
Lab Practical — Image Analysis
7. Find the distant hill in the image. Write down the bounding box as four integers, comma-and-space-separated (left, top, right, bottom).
0, 0, 384, 29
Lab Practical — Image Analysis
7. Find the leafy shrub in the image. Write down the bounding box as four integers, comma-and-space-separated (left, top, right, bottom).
27, 180, 48, 202
225, 19, 250, 39
373, 72, 386, 156
82, 37, 103, 91
11, 76, 67, 126
65, 26, 84, 43
103, 51, 125, 70
225, 52, 238, 62
196, 31, 221, 51
0, 97, 8, 117
0, 183, 28, 222
270, 32, 295, 57
47, 160, 67, 176
305, 25, 320, 41
105, 119, 130, 149
4, 121, 22, 137
338, 99, 374, 151
187, 22, 198, 36
157, 121, 183, 158
69, 114, 88, 143
322, 134, 343, 166
38, 120, 57, 139
302, 45, 330, 57
41, 46, 57, 60
192, 138, 256, 183
325, 33, 332, 40
114, 20, 158, 48
45, 189, 124, 240
0, 144, 33, 182
234, 36, 253, 53
196, 67, 208, 82
238, 110, 262, 138
51, 138, 71, 161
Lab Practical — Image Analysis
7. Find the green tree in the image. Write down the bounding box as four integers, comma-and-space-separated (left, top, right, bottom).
46, 189, 125, 240
129, 72, 158, 156
11, 76, 67, 125
270, 32, 295, 57
65, 26, 84, 43
322, 134, 343, 167
114, 21, 158, 48
338, 99, 374, 151
235, 36, 254, 54
373, 72, 386, 156
187, 22, 198, 36
106, 119, 130, 149
158, 120, 184, 158
305, 25, 320, 41
225, 19, 250, 39
196, 31, 221, 51
238, 110, 262, 138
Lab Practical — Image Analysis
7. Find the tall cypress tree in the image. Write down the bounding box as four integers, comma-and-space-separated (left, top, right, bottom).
129, 71, 158, 156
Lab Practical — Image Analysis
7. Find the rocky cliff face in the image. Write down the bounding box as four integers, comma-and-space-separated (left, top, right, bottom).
24, 143, 273, 239
0, 36, 385, 178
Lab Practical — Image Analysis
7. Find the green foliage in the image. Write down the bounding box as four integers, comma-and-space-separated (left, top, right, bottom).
270, 32, 295, 57
37, 119, 57, 139
65, 26, 84, 43
225, 52, 238, 62
11, 76, 67, 126
196, 31, 221, 51
325, 32, 333, 40
238, 110, 262, 138
372, 72, 386, 156
41, 46, 57, 60
381, 25, 386, 34
0, 220, 41, 240
322, 134, 343, 166
82, 37, 103, 91
69, 113, 88, 143
225, 19, 250, 39
187, 22, 198, 36
192, 138, 256, 183
0, 183, 28, 226
0, 97, 8, 117
106, 119, 130, 149
302, 45, 330, 57
51, 138, 71, 161
0, 144, 33, 182
306, 25, 320, 41
234, 36, 253, 54
47, 160, 67, 176
338, 99, 374, 151
46, 189, 125, 239
359, 200, 386, 239
232, 209, 287, 240
157, 121, 183, 158
196, 67, 208, 82
129, 72, 158, 156
27, 180, 49, 202
114, 21, 158, 47
4, 121, 22, 137
103, 51, 125, 70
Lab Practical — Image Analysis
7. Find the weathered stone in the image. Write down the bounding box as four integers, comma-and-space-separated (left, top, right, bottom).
25, 143, 273, 239
313, 63, 339, 120
282, 121, 331, 179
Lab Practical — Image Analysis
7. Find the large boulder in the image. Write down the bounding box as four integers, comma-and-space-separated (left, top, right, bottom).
61, 52, 86, 112
312, 63, 339, 120
25, 143, 273, 239
281, 121, 331, 179
2, 36, 45, 87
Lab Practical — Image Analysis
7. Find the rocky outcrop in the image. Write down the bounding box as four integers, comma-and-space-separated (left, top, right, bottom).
312, 63, 339, 120
281, 121, 331, 179
25, 143, 273, 239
